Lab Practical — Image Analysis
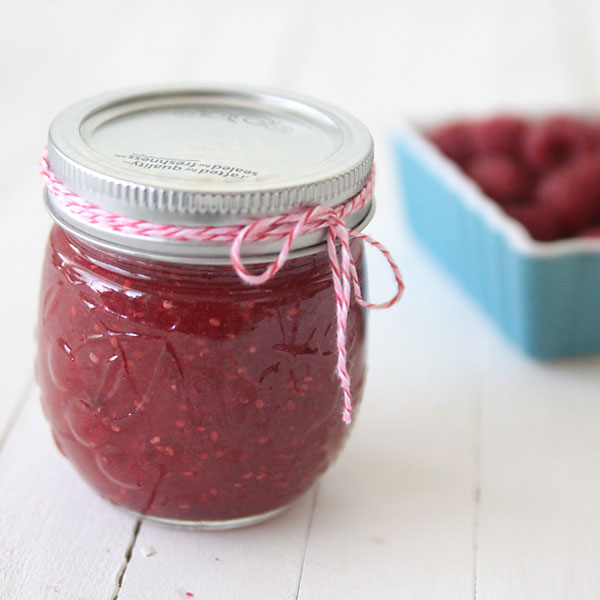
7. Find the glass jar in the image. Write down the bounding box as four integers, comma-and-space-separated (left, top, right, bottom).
37, 85, 378, 528
38, 225, 365, 525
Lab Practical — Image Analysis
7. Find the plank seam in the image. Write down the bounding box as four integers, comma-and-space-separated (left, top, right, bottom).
0, 378, 33, 457
295, 483, 319, 600
112, 520, 141, 600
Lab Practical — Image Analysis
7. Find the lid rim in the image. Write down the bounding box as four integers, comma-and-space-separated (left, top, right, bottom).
47, 142, 374, 225
47, 84, 374, 225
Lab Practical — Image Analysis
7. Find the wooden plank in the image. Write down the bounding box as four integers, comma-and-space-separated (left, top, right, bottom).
295, 144, 482, 599
475, 342, 600, 599
118, 488, 316, 600
0, 388, 138, 600
295, 328, 480, 598
0, 196, 50, 433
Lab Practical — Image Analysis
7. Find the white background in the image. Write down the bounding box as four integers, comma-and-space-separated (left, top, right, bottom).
1, 1, 600, 598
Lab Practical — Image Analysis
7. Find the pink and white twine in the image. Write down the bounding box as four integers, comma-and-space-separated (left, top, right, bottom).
39, 149, 404, 424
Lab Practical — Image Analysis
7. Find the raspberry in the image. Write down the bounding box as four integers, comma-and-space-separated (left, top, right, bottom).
536, 156, 600, 231
504, 202, 565, 241
429, 121, 475, 166
473, 115, 527, 157
523, 116, 596, 171
465, 154, 531, 205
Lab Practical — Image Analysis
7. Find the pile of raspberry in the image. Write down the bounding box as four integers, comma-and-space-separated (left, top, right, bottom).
429, 116, 600, 241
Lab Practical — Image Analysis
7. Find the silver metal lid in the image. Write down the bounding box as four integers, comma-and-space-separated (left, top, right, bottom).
45, 84, 374, 262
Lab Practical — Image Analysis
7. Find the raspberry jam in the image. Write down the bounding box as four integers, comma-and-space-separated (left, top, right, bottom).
37, 226, 366, 523
37, 85, 381, 527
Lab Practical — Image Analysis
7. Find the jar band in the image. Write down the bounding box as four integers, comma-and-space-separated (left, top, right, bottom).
40, 149, 404, 424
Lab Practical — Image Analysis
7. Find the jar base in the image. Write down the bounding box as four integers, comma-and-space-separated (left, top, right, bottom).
111, 501, 296, 530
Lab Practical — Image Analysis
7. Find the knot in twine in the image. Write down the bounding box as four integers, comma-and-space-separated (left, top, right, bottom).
39, 149, 404, 424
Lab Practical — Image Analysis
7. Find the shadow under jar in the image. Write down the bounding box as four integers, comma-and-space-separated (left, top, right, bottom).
36, 85, 375, 528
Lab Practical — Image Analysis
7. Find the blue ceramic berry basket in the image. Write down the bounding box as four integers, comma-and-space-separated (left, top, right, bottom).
393, 121, 600, 359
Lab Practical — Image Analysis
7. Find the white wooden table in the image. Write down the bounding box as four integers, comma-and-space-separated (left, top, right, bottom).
1, 1, 600, 598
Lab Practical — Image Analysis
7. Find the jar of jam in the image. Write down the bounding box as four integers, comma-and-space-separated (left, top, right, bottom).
37, 86, 392, 528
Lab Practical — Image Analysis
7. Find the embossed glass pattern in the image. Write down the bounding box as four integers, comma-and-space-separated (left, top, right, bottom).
37, 226, 366, 525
